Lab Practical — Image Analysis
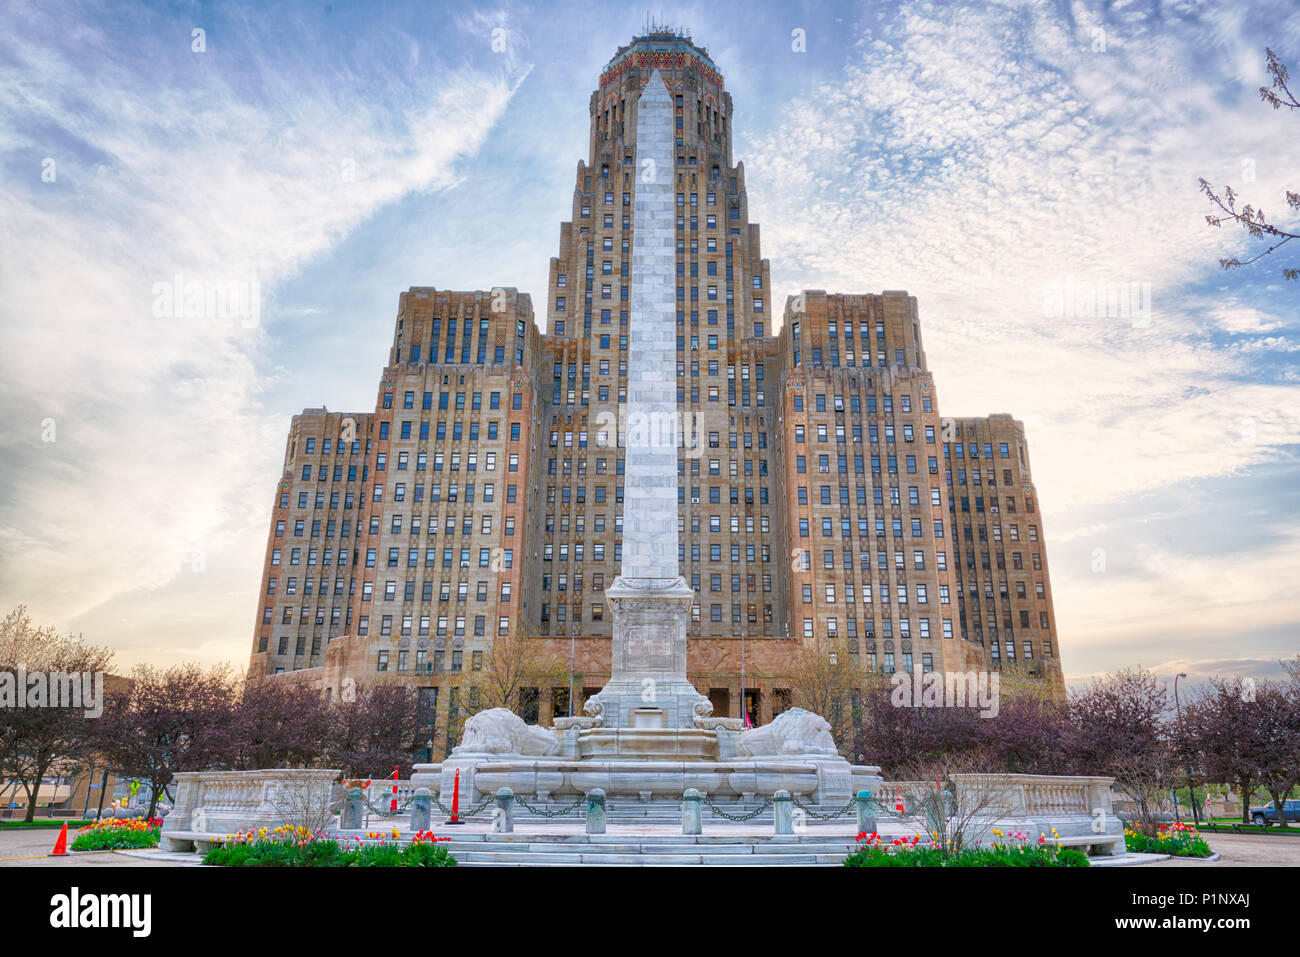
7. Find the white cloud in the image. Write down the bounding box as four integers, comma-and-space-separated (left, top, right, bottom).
741, 1, 1300, 511
1209, 302, 1286, 334
0, 9, 526, 661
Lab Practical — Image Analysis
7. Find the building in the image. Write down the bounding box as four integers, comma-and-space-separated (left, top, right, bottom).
246, 31, 1066, 757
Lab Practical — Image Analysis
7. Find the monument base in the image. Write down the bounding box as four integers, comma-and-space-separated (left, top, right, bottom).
410, 565, 886, 811
411, 753, 882, 807
412, 706, 882, 806
583, 575, 715, 730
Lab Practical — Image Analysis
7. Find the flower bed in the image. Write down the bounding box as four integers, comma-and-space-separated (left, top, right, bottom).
1124, 821, 1213, 857
202, 826, 456, 867
844, 829, 1090, 867
70, 817, 162, 850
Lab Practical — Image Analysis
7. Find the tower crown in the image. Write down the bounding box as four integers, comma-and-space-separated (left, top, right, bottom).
589, 33, 733, 167
599, 32, 724, 92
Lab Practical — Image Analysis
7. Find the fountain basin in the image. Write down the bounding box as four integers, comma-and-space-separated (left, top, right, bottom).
412, 757, 882, 805
464, 759, 823, 802
577, 726, 718, 761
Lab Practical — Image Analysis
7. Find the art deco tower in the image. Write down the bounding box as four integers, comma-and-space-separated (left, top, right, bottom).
534, 32, 785, 647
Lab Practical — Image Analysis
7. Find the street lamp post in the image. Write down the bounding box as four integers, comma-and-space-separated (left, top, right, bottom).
1174, 672, 1200, 825
81, 763, 95, 818
94, 770, 109, 821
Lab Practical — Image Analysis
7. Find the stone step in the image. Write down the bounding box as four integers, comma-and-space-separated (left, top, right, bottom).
438, 841, 857, 855
432, 832, 864, 845
480, 805, 861, 825
458, 860, 823, 867
451, 851, 849, 866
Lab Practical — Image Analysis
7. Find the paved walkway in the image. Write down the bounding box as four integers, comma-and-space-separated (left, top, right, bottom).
1147, 831, 1300, 867
0, 829, 185, 867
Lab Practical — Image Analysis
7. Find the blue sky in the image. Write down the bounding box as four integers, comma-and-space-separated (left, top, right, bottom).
1, 0, 1297, 687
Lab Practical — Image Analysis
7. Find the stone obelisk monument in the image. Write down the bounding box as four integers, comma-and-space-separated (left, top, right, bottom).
592, 70, 712, 731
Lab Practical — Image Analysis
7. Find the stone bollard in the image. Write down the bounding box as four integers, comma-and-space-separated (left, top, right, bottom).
494, 787, 514, 833
341, 786, 363, 830
682, 788, 703, 835
410, 788, 432, 832
586, 788, 606, 834
856, 789, 877, 835
773, 789, 793, 835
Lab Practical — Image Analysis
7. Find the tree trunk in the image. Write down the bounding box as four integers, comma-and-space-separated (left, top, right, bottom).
1236, 778, 1253, 823
21, 781, 36, 823
1270, 790, 1287, 828
20, 757, 52, 823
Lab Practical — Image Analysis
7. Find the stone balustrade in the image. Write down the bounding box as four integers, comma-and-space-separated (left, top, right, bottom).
875, 780, 929, 813
948, 773, 1113, 817
161, 768, 342, 852
891, 773, 1126, 856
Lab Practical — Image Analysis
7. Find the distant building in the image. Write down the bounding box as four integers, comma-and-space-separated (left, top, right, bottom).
247, 32, 1065, 758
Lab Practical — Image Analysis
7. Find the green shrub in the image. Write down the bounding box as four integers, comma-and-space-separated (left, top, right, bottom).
1055, 848, 1091, 867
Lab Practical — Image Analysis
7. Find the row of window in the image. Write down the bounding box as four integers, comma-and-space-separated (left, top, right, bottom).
798, 616, 953, 640
370, 475, 518, 502
378, 446, 509, 468
376, 649, 481, 673
278, 478, 519, 515
379, 387, 517, 408
791, 392, 926, 414
361, 579, 511, 603
393, 318, 527, 367
299, 437, 361, 456
795, 453, 940, 475
363, 614, 510, 639
801, 582, 948, 605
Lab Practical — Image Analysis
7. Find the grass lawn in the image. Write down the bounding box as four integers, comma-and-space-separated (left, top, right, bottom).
1198, 818, 1300, 835
0, 819, 92, 829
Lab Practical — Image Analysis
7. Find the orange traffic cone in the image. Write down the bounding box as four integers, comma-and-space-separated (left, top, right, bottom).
49, 822, 69, 856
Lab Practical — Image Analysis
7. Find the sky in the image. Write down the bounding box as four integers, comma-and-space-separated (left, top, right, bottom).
1, 0, 1297, 690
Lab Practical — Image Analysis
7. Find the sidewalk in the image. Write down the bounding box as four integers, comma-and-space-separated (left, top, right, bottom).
0, 829, 187, 867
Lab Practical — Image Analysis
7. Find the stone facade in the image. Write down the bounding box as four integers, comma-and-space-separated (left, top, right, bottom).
246, 31, 1065, 758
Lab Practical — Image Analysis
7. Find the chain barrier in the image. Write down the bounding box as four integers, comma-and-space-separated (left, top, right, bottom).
789, 795, 857, 820
702, 795, 774, 821
360, 793, 418, 817
371, 793, 496, 819
461, 796, 496, 817
870, 795, 915, 818
514, 795, 586, 818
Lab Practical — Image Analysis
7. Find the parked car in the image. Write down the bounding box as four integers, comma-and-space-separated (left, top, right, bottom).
1250, 799, 1300, 826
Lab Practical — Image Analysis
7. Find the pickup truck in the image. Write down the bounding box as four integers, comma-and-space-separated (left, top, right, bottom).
1250, 799, 1300, 826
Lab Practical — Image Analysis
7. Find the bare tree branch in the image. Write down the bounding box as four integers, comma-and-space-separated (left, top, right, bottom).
1200, 48, 1300, 281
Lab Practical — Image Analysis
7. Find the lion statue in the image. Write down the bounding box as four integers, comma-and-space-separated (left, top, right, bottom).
736, 707, 839, 757
454, 707, 559, 756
